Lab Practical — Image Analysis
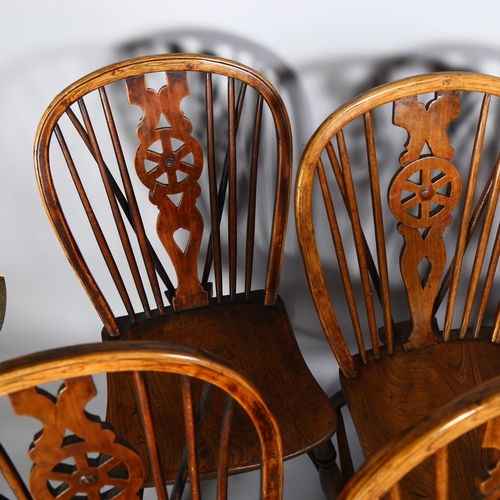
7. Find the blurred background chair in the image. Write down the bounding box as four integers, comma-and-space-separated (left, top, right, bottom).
115, 28, 313, 155
295, 72, 500, 497
337, 373, 500, 499
0, 341, 282, 500
34, 54, 338, 497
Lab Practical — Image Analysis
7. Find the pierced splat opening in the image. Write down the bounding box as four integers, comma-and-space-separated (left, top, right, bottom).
100, 485, 125, 498
421, 142, 432, 156
157, 172, 169, 186
48, 478, 70, 496
52, 461, 76, 474
417, 256, 432, 288
170, 137, 185, 152
144, 72, 168, 92
156, 113, 171, 130
107, 461, 130, 480
176, 170, 189, 183
429, 201, 445, 218
181, 152, 194, 166
168, 193, 183, 207
144, 158, 159, 173
174, 227, 191, 253
88, 452, 112, 467
148, 139, 163, 155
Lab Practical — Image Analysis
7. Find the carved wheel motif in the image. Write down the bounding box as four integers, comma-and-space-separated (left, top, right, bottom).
126, 71, 209, 310
30, 439, 143, 500
391, 91, 462, 351
389, 156, 462, 229
9, 377, 144, 500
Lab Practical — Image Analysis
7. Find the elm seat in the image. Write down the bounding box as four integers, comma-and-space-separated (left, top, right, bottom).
338, 373, 500, 500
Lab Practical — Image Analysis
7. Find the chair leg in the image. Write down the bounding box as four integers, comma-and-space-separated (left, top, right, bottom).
331, 389, 355, 482
311, 439, 343, 500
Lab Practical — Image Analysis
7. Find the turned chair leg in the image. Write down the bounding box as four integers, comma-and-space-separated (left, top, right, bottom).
309, 439, 343, 500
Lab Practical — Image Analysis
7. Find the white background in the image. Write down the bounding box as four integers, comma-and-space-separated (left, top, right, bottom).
1, 1, 500, 498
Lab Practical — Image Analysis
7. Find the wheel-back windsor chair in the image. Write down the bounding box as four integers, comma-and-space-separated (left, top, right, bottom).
0, 341, 282, 500
34, 54, 338, 495
337, 373, 500, 499
295, 72, 500, 498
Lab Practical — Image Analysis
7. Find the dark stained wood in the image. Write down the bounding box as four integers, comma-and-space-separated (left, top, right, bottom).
295, 73, 500, 498
34, 54, 337, 497
0, 342, 283, 500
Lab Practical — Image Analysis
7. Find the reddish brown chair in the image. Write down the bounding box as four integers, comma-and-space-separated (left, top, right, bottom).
0, 341, 282, 500
295, 72, 500, 498
34, 54, 338, 496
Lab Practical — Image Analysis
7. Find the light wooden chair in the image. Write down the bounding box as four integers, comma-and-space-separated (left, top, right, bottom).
295, 72, 500, 498
0, 341, 282, 500
34, 54, 338, 496
337, 373, 500, 499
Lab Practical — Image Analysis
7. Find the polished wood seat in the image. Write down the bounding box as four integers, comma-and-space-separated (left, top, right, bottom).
34, 54, 337, 495
295, 72, 500, 498
0, 341, 283, 500
338, 373, 500, 499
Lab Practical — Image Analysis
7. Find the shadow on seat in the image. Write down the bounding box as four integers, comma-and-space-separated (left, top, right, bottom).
337, 373, 500, 499
33, 54, 338, 496
0, 341, 282, 500
295, 72, 500, 498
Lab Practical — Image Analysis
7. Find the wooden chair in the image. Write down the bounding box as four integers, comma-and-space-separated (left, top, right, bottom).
0, 341, 282, 500
337, 373, 500, 499
295, 72, 500, 497
33, 54, 338, 495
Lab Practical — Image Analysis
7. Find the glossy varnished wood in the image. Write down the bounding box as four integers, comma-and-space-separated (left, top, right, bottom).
34, 54, 337, 496
0, 342, 283, 500
295, 72, 500, 496
338, 374, 500, 500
